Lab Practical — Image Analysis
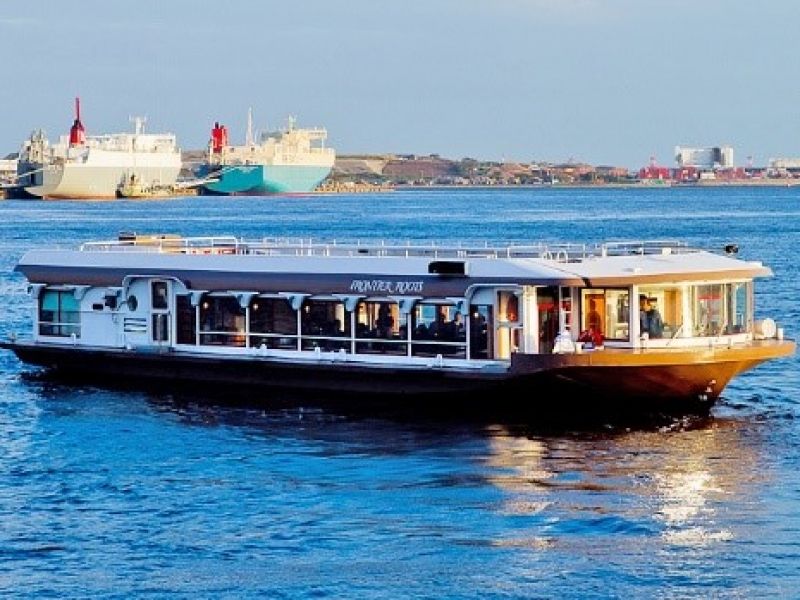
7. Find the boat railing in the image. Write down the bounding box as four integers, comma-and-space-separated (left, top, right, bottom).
598, 240, 693, 257
78, 236, 700, 261
241, 238, 698, 261
80, 236, 242, 254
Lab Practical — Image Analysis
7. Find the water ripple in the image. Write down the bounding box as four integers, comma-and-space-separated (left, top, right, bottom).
0, 188, 799, 596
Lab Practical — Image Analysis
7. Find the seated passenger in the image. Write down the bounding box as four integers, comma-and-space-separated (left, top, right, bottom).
441, 319, 457, 341
429, 312, 447, 339
453, 312, 465, 339
578, 326, 604, 348
377, 305, 394, 338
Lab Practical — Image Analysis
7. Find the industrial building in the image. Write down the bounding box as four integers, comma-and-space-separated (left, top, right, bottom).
674, 146, 734, 169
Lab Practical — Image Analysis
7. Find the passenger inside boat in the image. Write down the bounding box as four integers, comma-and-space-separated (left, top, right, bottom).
354, 300, 407, 355
586, 299, 602, 333
376, 304, 394, 338
469, 307, 490, 359
410, 304, 467, 357
646, 297, 664, 338
639, 294, 664, 338
578, 326, 604, 348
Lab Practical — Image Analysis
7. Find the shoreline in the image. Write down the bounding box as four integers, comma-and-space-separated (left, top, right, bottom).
393, 180, 800, 191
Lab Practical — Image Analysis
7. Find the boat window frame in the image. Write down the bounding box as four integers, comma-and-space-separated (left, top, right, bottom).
410, 299, 467, 359
299, 296, 352, 352
580, 287, 631, 343
198, 293, 247, 348
690, 281, 753, 338
175, 293, 197, 345
38, 286, 82, 338
248, 294, 299, 351
354, 297, 409, 357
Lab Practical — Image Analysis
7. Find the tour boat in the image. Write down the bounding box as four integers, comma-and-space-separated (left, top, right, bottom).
1, 235, 793, 416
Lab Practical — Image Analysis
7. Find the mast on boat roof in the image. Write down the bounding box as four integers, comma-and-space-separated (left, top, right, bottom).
245, 107, 254, 146
130, 116, 147, 135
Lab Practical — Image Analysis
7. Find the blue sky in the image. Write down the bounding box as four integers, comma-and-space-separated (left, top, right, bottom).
1, 0, 799, 167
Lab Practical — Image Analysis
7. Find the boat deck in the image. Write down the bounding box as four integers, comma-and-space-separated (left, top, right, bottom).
78, 235, 702, 263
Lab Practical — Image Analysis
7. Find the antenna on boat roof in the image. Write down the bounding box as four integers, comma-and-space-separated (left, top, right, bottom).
245, 107, 254, 146
130, 115, 147, 135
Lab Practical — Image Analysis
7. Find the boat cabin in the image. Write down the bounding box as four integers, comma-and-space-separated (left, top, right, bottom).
22, 235, 777, 368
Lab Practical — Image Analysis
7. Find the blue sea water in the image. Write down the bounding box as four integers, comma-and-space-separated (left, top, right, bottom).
1, 186, 799, 597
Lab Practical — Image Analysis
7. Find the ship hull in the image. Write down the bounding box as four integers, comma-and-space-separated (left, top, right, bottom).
3, 339, 792, 420
26, 163, 182, 200
198, 164, 333, 195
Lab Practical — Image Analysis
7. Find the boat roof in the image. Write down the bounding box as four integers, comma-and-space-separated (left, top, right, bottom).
15, 236, 772, 296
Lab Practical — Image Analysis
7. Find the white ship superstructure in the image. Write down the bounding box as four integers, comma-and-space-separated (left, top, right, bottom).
17, 99, 182, 199
209, 114, 334, 169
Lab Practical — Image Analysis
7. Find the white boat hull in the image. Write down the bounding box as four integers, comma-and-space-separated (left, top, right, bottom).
26, 162, 182, 199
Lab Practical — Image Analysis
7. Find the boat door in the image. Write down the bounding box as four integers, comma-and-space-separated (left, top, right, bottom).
537, 286, 559, 353
150, 279, 172, 348
495, 290, 522, 360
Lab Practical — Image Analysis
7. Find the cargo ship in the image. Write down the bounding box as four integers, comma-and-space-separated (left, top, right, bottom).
15, 98, 182, 200
196, 112, 335, 195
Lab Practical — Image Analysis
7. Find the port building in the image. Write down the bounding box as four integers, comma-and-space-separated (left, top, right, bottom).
675, 146, 734, 169
769, 158, 800, 170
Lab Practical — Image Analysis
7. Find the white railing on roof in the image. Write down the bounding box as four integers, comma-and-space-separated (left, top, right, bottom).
78, 235, 697, 261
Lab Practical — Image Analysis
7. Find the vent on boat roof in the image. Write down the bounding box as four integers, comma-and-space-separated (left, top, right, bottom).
428, 260, 468, 276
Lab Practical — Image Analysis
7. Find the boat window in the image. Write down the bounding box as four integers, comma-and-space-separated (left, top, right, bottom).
39, 289, 81, 338
581, 289, 630, 341
560, 287, 573, 333
199, 296, 246, 347
729, 282, 752, 334
300, 299, 351, 352
176, 295, 196, 345
638, 286, 682, 339
537, 287, 559, 354
355, 300, 407, 356
151, 281, 169, 310
497, 292, 519, 323
152, 314, 169, 343
469, 304, 492, 359
411, 303, 466, 358
249, 297, 298, 350
691, 282, 752, 337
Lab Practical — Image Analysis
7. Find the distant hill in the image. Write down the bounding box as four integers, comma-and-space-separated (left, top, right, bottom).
180, 150, 633, 186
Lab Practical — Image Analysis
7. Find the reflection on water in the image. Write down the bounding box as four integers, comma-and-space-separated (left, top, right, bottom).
481, 418, 763, 559
0, 369, 795, 596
